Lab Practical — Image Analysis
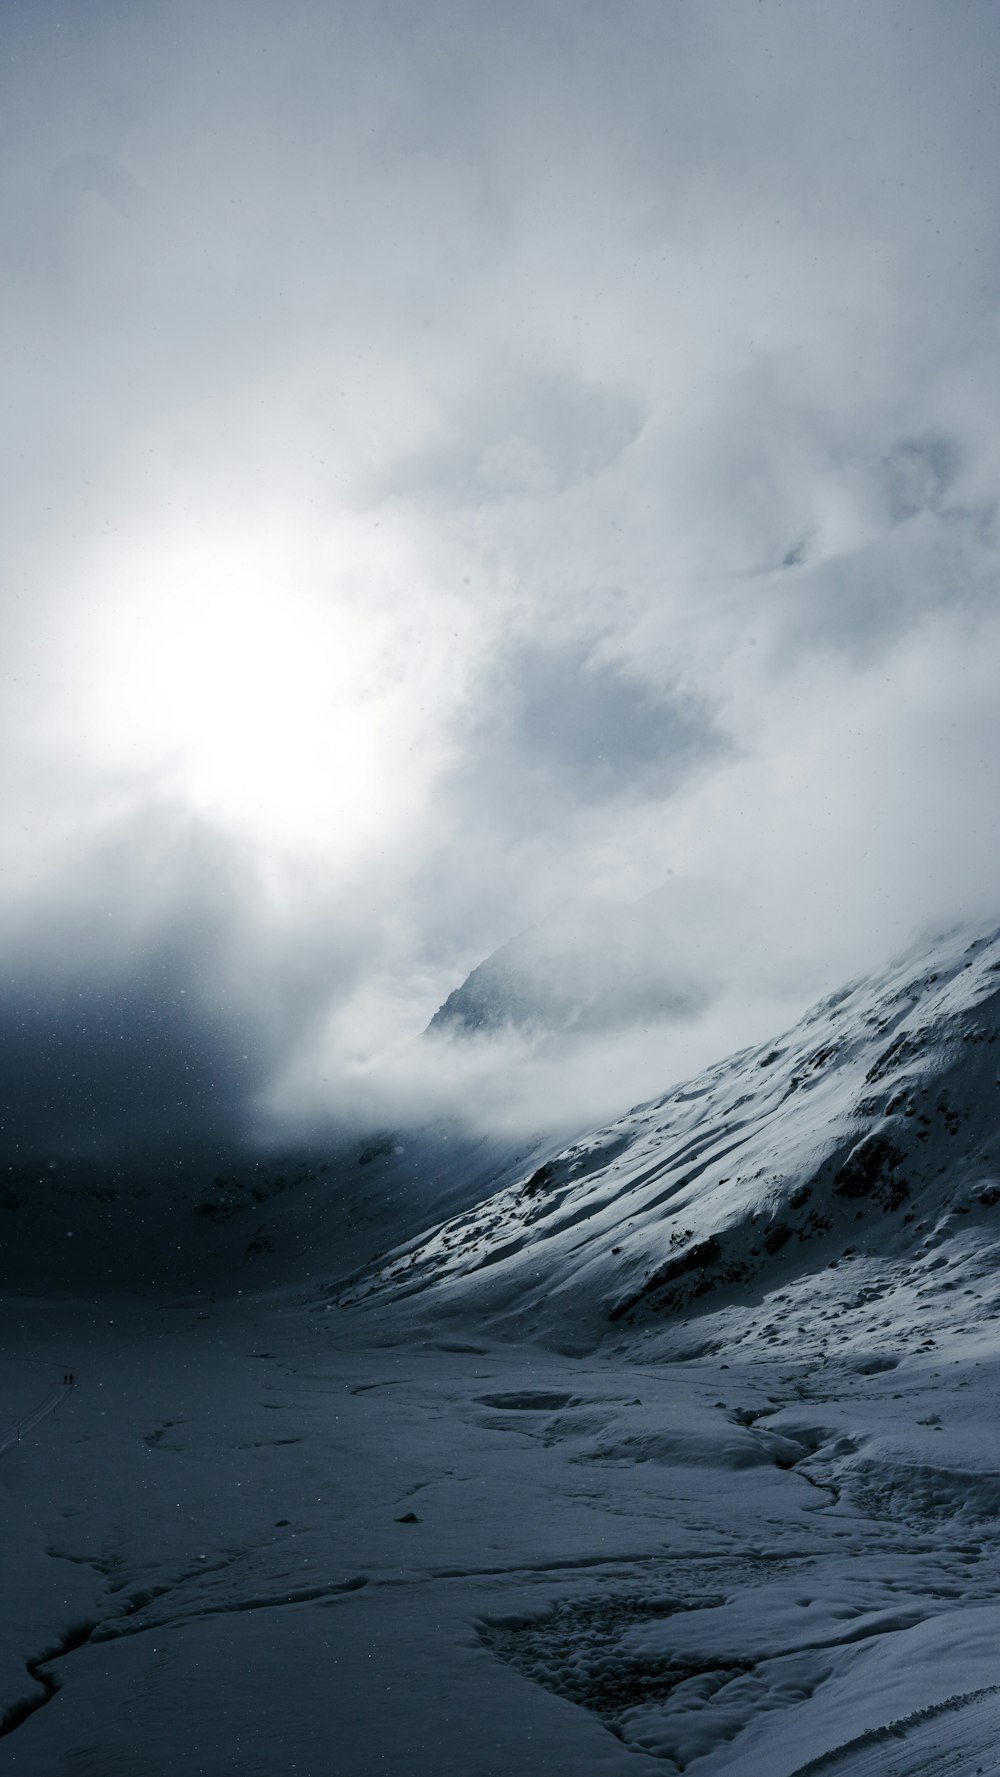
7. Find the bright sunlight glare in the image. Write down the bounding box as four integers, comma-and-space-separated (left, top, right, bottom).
55, 507, 441, 865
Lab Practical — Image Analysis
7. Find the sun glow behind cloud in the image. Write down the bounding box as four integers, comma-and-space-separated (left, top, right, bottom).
52, 504, 455, 872
5, 1, 1000, 1160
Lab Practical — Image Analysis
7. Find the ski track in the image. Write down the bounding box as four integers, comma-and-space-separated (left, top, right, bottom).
0, 1373, 75, 1459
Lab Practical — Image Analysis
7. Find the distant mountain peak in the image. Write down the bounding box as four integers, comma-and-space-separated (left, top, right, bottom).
426, 895, 707, 1039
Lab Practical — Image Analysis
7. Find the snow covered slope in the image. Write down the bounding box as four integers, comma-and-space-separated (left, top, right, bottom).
349, 923, 1000, 1351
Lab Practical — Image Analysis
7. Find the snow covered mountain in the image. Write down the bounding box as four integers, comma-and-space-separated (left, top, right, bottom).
351, 921, 1000, 1353
10, 922, 1000, 1777
426, 894, 709, 1037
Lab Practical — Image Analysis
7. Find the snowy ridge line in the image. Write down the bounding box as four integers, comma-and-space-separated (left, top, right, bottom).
786, 1681, 1000, 1776
0, 1378, 73, 1458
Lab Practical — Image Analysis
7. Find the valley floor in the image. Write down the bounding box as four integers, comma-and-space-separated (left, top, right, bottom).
4, 1291, 1000, 1775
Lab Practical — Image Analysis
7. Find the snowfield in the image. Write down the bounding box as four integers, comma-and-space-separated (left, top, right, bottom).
5, 923, 1000, 1773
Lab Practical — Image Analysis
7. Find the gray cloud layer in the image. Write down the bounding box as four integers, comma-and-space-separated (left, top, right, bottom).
4, 1, 1000, 1158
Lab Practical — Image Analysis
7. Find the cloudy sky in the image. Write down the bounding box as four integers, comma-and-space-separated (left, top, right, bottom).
4, 0, 1000, 1165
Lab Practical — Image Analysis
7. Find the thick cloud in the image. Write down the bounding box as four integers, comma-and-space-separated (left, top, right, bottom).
446, 639, 729, 835
0, 805, 377, 1168
1, 966, 247, 1167
4, 2, 1000, 1153
379, 371, 645, 507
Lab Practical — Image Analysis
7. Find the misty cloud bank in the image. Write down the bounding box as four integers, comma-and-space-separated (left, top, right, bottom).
4, 1, 1000, 1165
